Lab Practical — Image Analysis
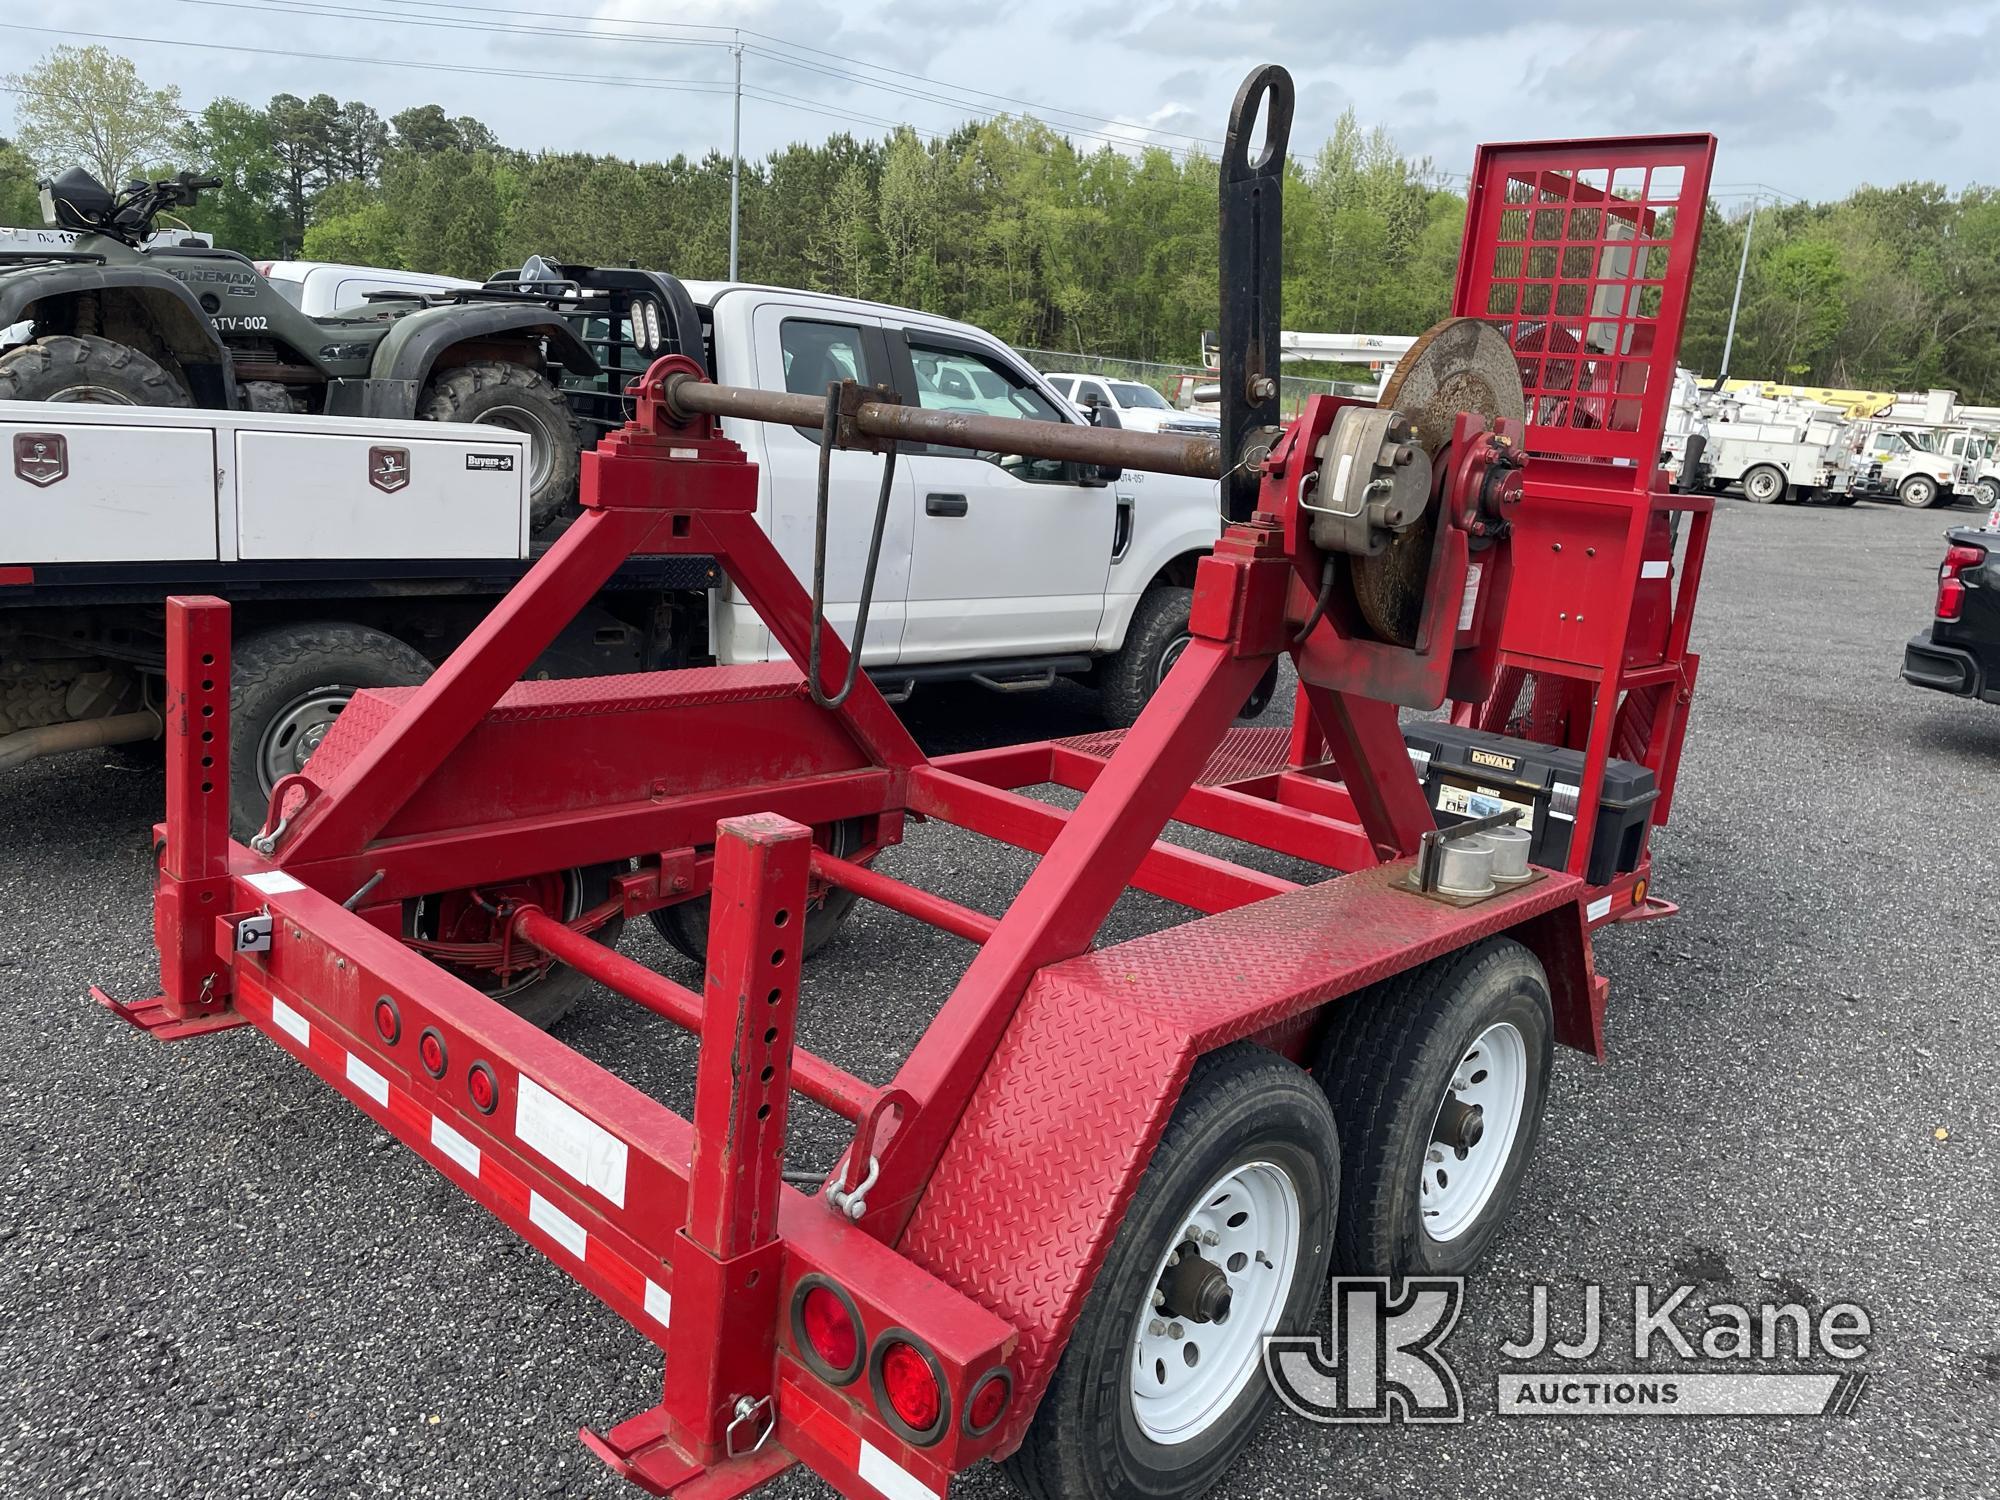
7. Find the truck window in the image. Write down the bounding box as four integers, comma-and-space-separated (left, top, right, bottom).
907, 340, 1072, 482
1046, 375, 1075, 398
781, 319, 872, 394
1108, 380, 1170, 411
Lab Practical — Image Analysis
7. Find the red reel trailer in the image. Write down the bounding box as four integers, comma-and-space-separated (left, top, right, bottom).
99, 66, 1715, 1500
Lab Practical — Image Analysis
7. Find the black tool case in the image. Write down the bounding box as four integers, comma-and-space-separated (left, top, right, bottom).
1400, 723, 1658, 885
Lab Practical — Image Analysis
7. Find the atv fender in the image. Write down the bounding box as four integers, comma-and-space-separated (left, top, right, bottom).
368, 304, 599, 391
0, 264, 235, 407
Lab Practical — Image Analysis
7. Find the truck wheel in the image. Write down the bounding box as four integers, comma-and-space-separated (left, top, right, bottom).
420, 362, 581, 532
406, 864, 626, 1030
0, 333, 190, 407
648, 819, 863, 965
228, 622, 431, 841
1973, 478, 1999, 509
1238, 661, 1280, 721
1005, 1043, 1336, 1500
1740, 464, 1786, 504
1099, 585, 1194, 729
1899, 474, 1940, 509
1312, 937, 1552, 1276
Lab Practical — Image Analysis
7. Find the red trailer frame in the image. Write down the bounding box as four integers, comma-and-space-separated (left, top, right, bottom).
99, 116, 1716, 1500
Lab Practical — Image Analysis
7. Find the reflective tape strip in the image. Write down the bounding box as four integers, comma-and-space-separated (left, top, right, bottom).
244, 870, 305, 895
1586, 894, 1613, 922
344, 1052, 389, 1106
858, 1441, 941, 1500
643, 1280, 672, 1328
270, 997, 310, 1046
1641, 559, 1670, 579
431, 1116, 481, 1177
528, 1191, 589, 1261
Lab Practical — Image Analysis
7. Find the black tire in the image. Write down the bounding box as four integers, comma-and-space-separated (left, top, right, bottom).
419, 361, 581, 532
1099, 585, 1194, 729
648, 819, 862, 965
1312, 938, 1553, 1277
1971, 478, 1999, 510
1006, 1043, 1337, 1500
1238, 660, 1280, 722
0, 333, 191, 407
1898, 474, 1940, 509
228, 622, 432, 841
1740, 464, 1786, 505
406, 864, 626, 1030
1831, 492, 1860, 507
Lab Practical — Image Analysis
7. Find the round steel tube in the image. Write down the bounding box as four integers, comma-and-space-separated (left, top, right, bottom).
664, 373, 1224, 481
808, 848, 997, 945
509, 904, 880, 1121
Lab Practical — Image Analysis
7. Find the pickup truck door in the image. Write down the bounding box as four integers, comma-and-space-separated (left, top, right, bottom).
886, 328, 1115, 663
739, 303, 912, 665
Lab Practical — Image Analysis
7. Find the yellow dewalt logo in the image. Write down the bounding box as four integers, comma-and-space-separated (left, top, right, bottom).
1469, 748, 1518, 772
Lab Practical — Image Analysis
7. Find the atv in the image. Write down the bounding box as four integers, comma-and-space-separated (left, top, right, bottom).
0, 168, 596, 529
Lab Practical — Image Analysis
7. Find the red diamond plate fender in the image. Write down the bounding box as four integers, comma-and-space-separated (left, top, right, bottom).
896, 860, 1593, 1451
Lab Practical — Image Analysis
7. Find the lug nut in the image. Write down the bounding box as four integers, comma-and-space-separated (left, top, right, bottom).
1149, 1318, 1167, 1337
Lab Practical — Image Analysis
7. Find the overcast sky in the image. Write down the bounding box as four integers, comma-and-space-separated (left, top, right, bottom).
6, 0, 1997, 208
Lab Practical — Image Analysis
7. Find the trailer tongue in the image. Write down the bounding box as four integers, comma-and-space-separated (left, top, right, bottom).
97, 67, 1716, 1500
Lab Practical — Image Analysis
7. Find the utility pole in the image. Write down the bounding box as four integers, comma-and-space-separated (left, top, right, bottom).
1714, 194, 1757, 390
729, 36, 743, 280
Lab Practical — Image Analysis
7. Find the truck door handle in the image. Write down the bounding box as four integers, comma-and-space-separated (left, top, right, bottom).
925, 493, 969, 517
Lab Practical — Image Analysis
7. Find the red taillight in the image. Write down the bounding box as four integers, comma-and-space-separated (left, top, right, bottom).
373, 996, 400, 1044
418, 1028, 447, 1078
800, 1285, 859, 1375
467, 1061, 498, 1114
965, 1369, 1010, 1434
1938, 544, 1984, 620
878, 1341, 942, 1436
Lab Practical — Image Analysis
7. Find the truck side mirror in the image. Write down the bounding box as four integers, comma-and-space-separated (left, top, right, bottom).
1083, 399, 1122, 484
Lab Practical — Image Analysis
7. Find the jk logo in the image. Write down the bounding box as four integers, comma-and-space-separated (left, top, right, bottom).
1264, 1277, 1466, 1424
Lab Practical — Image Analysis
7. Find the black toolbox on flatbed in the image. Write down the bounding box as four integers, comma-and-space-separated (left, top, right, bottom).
1401, 723, 1658, 885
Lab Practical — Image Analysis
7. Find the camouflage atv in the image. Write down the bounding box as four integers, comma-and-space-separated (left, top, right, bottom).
0, 169, 596, 529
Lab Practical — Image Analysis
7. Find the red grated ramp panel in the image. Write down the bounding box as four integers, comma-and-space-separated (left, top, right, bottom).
899, 860, 1584, 1433
1055, 724, 1295, 787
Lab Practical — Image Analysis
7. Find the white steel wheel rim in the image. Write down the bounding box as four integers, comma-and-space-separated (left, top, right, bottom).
475, 403, 553, 491
1747, 470, 1779, 500
1130, 1160, 1301, 1446
1421, 1021, 1528, 1243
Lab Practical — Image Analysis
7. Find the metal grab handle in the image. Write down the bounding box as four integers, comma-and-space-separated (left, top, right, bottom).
809, 381, 898, 709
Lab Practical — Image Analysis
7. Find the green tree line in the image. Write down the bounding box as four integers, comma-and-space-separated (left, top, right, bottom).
4, 46, 1997, 398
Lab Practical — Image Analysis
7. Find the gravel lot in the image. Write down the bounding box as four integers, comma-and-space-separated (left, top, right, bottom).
1, 497, 1995, 1499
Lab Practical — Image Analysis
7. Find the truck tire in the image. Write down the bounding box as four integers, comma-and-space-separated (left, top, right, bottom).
1005, 1043, 1336, 1500
420, 361, 581, 532
1972, 477, 1999, 510
1099, 586, 1275, 730
1740, 464, 1786, 504
1312, 937, 1552, 1277
406, 864, 625, 1030
648, 819, 863, 966
0, 333, 191, 407
1899, 474, 1940, 509
228, 622, 431, 841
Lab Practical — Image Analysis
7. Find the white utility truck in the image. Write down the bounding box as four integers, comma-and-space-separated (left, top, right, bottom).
1663, 376, 1854, 504
1, 281, 1245, 831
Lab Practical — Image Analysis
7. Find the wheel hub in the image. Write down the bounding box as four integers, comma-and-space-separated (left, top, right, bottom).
1432, 1093, 1485, 1153
1157, 1244, 1234, 1325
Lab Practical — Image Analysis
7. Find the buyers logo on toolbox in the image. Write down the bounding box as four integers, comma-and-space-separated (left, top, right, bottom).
13, 432, 67, 487
1266, 1278, 1874, 1424
466, 452, 516, 472
368, 445, 411, 493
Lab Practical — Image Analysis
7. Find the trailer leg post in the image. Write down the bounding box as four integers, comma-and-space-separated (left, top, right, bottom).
662, 813, 812, 1462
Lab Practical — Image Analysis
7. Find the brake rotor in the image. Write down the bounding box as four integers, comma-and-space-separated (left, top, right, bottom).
1351, 317, 1525, 645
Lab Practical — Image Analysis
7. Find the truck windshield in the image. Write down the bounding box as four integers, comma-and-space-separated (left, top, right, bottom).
1109, 381, 1171, 411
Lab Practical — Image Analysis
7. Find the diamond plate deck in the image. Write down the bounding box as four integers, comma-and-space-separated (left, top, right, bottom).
897, 858, 1584, 1442
1054, 723, 1297, 788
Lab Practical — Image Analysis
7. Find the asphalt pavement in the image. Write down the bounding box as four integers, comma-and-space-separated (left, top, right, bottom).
0, 496, 1995, 1499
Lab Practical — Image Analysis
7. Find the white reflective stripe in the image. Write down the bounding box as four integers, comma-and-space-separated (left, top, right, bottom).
269, 997, 310, 1046
1641, 559, 1671, 579
243, 870, 305, 894
858, 1441, 940, 1500
528, 1191, 588, 1260
1586, 895, 1613, 922
515, 1075, 629, 1209
430, 1116, 481, 1177
344, 1052, 388, 1106
643, 1280, 672, 1328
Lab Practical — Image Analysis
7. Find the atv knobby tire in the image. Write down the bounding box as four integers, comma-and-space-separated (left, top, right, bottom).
420, 361, 581, 531
0, 334, 191, 407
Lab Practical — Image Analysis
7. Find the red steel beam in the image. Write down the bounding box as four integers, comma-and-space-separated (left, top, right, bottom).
510, 904, 880, 1122
809, 849, 997, 945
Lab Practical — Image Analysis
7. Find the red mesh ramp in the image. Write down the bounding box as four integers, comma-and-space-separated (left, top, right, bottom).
1453, 136, 1716, 476
1054, 724, 1297, 787
898, 861, 1585, 1430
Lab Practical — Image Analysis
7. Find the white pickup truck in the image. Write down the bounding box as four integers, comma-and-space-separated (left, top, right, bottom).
1, 277, 1246, 831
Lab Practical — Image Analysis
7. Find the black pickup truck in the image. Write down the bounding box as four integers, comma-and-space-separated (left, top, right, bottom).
1902, 526, 2000, 705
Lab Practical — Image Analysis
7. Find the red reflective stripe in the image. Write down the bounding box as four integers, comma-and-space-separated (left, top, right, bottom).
0, 567, 32, 586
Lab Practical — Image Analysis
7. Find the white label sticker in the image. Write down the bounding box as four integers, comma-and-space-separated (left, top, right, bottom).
1640, 559, 1671, 579
1457, 562, 1483, 632
243, 870, 305, 895
858, 1441, 941, 1500
430, 1116, 481, 1177
528, 1191, 589, 1260
269, 997, 310, 1046
344, 1052, 389, 1106
515, 1076, 628, 1209
1437, 783, 1532, 825
643, 1280, 672, 1328
1586, 895, 1613, 922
